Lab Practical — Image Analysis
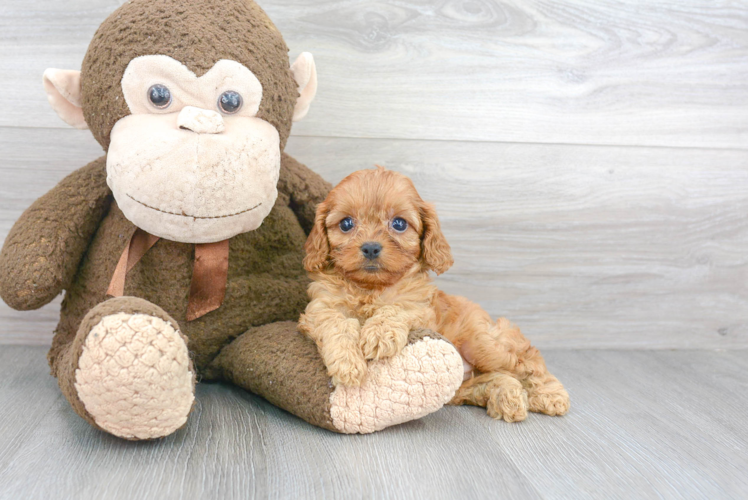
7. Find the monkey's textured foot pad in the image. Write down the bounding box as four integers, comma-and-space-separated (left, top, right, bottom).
74, 312, 195, 440
329, 336, 463, 434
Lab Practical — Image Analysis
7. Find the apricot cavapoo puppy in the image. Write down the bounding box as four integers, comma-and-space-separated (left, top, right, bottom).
299, 167, 569, 422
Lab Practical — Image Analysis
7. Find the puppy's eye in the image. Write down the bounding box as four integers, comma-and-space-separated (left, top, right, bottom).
148, 84, 172, 109
391, 217, 408, 233
339, 217, 355, 233
218, 91, 243, 114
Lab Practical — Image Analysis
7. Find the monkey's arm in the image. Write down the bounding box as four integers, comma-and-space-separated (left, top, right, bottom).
0, 157, 112, 310
278, 152, 332, 234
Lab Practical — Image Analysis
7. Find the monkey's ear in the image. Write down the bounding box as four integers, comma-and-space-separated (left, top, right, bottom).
42, 69, 88, 130
290, 52, 317, 122
303, 200, 330, 273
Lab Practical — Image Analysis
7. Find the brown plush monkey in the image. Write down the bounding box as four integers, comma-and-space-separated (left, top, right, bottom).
0, 0, 464, 439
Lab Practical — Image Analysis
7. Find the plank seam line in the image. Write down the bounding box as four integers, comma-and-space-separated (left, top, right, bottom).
3, 126, 747, 153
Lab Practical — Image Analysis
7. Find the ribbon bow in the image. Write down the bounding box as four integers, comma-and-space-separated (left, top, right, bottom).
107, 228, 229, 321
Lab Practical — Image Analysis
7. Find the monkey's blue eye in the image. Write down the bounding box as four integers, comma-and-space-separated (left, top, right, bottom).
339, 217, 355, 233
391, 218, 408, 232
148, 84, 171, 109
218, 91, 243, 114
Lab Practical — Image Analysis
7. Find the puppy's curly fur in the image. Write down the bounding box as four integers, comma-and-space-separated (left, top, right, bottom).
299, 167, 569, 422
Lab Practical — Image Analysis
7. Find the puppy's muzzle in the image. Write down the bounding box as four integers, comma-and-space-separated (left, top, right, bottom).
361, 242, 382, 260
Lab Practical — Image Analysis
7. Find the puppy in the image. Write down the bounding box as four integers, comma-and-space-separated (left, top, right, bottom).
299, 167, 569, 422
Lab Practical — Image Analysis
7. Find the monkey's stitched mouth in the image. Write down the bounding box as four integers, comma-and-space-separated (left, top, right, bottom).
127, 194, 261, 219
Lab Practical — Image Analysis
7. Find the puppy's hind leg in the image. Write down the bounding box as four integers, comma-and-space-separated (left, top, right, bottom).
461, 317, 543, 379
449, 372, 528, 423
459, 316, 570, 417
482, 319, 570, 416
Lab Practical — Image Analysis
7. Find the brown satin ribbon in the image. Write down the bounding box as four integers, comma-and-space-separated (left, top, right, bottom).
107, 228, 160, 298
107, 228, 229, 321
186, 239, 230, 321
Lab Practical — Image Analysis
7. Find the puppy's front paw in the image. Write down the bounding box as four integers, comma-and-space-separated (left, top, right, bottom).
326, 349, 368, 387
360, 318, 409, 361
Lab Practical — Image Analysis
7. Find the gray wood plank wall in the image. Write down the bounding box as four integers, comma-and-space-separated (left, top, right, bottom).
0, 0, 746, 348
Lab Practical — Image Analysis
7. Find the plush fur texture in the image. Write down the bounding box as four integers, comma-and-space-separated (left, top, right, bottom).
0, 0, 468, 437
75, 306, 195, 439
208, 325, 463, 434
81, 0, 298, 150
54, 295, 190, 436
300, 167, 570, 421
110, 55, 283, 243
0, 159, 112, 312
107, 103, 282, 243
0, 152, 340, 432
328, 329, 463, 434
45, 154, 321, 375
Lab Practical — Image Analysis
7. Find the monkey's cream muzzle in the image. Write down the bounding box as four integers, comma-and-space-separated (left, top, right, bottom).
105, 55, 282, 244
44, 53, 317, 244
107, 111, 280, 244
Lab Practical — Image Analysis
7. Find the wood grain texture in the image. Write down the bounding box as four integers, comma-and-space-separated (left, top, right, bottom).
1, 2, 746, 498
2, 127, 745, 349
287, 135, 748, 350
1, 0, 747, 148
0, 347, 746, 499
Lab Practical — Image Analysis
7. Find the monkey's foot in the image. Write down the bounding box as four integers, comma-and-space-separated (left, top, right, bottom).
329, 329, 464, 434
73, 297, 195, 440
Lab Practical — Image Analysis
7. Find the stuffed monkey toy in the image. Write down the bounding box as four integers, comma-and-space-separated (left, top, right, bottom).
0, 0, 464, 439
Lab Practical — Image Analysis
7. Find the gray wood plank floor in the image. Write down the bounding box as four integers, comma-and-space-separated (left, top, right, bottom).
0, 346, 746, 500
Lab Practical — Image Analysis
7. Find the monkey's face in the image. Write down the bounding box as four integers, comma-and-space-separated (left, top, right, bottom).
106, 56, 279, 243
42, 0, 317, 243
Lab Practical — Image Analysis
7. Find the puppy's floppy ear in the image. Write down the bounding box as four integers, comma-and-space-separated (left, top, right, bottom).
303, 200, 330, 272
419, 201, 453, 275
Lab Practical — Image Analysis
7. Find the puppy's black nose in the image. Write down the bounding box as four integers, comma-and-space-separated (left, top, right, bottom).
361, 242, 382, 260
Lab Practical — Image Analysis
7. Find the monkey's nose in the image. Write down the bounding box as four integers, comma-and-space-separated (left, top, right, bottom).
177, 106, 225, 134
361, 242, 382, 260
